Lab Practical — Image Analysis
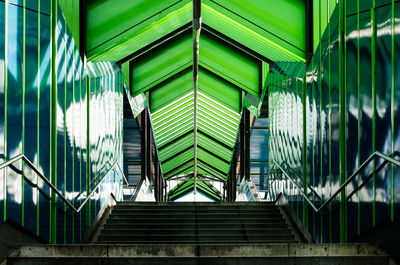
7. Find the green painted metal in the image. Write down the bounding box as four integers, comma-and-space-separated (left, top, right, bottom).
203, 0, 305, 61
168, 177, 222, 201
58, 0, 80, 50
357, 0, 361, 236
202, 3, 304, 62
0, 0, 126, 245
86, 0, 306, 62
81, 0, 310, 198
50, 0, 58, 245
328, 10, 332, 243
131, 33, 192, 96
86, 67, 90, 231
390, 0, 394, 222
313, 0, 337, 52
21, 0, 26, 227
269, 0, 400, 244
371, 0, 376, 228
36, 0, 41, 236
339, 0, 347, 244
199, 33, 259, 95
3, 0, 8, 223
87, 0, 192, 61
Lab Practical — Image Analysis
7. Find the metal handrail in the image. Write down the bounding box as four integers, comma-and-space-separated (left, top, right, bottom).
263, 161, 322, 202
0, 154, 128, 214
264, 151, 400, 213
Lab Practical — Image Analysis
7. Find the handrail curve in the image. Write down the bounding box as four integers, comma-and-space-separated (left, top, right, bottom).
264, 151, 400, 213
0, 154, 128, 214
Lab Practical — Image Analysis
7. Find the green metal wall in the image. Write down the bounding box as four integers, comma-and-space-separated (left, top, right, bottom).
0, 0, 124, 244
267, 62, 305, 218
312, 0, 337, 53
269, 0, 400, 243
58, 0, 79, 50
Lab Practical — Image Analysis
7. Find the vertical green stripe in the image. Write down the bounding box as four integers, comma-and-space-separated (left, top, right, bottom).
371, 0, 376, 227
328, 13, 332, 243
50, 0, 58, 245
312, 59, 315, 241
339, 0, 346, 243
21, 0, 26, 228
302, 73, 308, 229
319, 0, 323, 242
79, 71, 82, 242
357, 0, 361, 236
37, 0, 41, 236
390, 0, 395, 222
63, 17, 67, 244
296, 77, 299, 218
3, 0, 8, 222
344, 1, 347, 243
86, 68, 91, 230
72, 47, 75, 244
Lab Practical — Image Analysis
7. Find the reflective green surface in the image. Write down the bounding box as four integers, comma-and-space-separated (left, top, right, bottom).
270, 0, 400, 243
0, 1, 124, 244
83, 0, 306, 198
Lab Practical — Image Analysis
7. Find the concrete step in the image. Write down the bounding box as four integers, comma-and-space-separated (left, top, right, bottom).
102, 222, 290, 230
99, 228, 294, 236
96, 203, 300, 245
111, 206, 281, 211
116, 202, 276, 206
7, 244, 391, 265
96, 234, 296, 243
108, 212, 283, 219
112, 206, 279, 211
7, 256, 390, 265
106, 217, 285, 223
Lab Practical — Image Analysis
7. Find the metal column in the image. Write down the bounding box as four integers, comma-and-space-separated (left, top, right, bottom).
193, 0, 201, 195
240, 108, 250, 182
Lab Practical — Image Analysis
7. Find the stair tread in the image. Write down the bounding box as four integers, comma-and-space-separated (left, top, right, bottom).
92, 203, 300, 244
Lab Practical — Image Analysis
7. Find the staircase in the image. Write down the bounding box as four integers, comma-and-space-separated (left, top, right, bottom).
4, 202, 393, 265
96, 202, 299, 244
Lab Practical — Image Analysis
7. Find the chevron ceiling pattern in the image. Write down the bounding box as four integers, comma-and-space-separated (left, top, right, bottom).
85, 0, 306, 200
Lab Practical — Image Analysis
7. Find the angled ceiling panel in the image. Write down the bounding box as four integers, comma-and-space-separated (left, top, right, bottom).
84, 0, 306, 194
161, 149, 194, 173
87, 0, 192, 60
168, 178, 222, 201
199, 32, 260, 93
202, 2, 305, 62
131, 33, 193, 96
205, 0, 305, 52
158, 134, 193, 162
198, 69, 241, 112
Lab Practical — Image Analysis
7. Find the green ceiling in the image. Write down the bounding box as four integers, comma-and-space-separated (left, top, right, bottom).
79, 0, 306, 200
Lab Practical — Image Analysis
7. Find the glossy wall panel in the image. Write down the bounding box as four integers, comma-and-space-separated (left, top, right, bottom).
267, 61, 305, 223
394, 2, 400, 227
269, 0, 400, 243
0, 1, 124, 244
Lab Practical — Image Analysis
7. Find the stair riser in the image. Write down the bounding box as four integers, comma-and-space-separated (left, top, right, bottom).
111, 208, 281, 211
103, 224, 290, 230
112, 207, 279, 211
97, 235, 296, 242
96, 203, 299, 244
109, 214, 283, 219
106, 219, 285, 224
8, 257, 389, 265
99, 230, 294, 236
